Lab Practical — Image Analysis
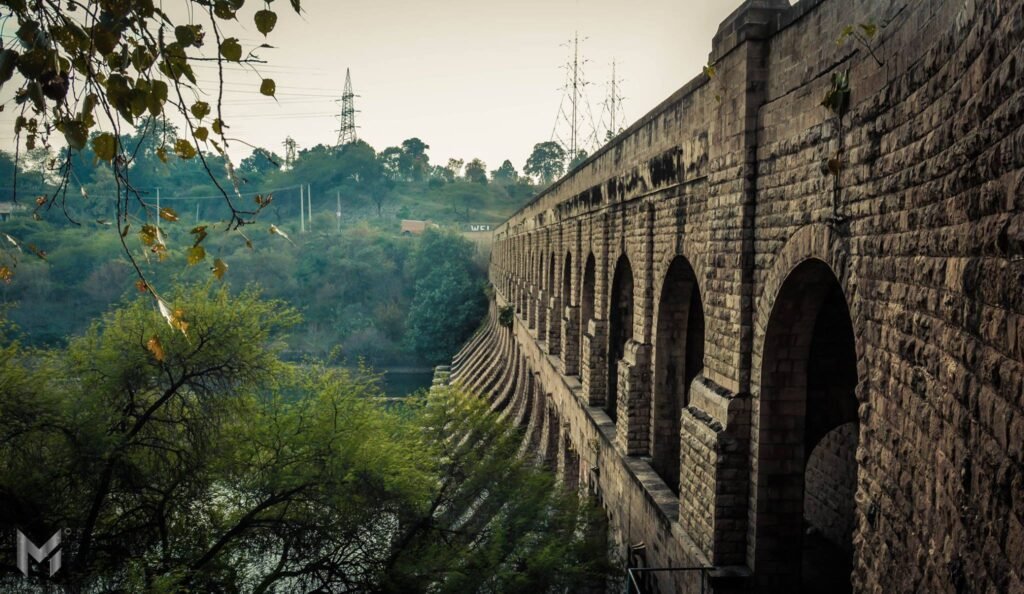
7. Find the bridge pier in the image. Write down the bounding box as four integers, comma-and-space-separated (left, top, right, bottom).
535, 289, 547, 340
678, 377, 752, 567
560, 305, 580, 376
581, 318, 607, 407
615, 340, 652, 456
546, 295, 562, 355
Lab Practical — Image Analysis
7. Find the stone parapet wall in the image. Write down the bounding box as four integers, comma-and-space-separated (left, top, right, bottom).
478, 0, 1023, 591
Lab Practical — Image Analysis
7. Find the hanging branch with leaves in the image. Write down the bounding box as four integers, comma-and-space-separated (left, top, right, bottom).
0, 0, 302, 330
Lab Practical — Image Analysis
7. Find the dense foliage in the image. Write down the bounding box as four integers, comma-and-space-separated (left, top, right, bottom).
0, 286, 609, 592
0, 216, 487, 365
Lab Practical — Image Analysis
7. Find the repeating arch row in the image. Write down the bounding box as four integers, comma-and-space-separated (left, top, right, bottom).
487, 223, 864, 592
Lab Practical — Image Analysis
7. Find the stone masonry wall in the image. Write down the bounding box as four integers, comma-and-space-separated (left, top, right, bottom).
478, 0, 1024, 592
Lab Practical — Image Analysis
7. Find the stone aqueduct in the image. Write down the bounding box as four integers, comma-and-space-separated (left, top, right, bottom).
447, 0, 1023, 592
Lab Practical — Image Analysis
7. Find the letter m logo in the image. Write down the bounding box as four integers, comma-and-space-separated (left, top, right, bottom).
17, 530, 61, 577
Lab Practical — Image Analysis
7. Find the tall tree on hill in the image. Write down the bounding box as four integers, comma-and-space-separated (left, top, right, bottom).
379, 147, 404, 182
490, 159, 519, 185
446, 158, 464, 180
400, 138, 431, 181
239, 148, 282, 179
465, 158, 488, 185
524, 141, 566, 185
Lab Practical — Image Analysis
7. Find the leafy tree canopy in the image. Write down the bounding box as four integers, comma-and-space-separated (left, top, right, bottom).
0, 286, 609, 592
491, 159, 519, 185
524, 141, 566, 185
465, 158, 488, 185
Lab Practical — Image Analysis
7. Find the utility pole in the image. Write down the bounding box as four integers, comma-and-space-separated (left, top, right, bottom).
300, 185, 305, 233
307, 184, 312, 230
336, 191, 341, 232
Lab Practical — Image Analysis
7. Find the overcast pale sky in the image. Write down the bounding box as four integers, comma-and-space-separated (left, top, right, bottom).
1, 0, 744, 174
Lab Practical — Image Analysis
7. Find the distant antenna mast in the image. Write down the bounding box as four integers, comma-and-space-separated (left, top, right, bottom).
335, 68, 359, 149
602, 59, 626, 142
283, 136, 297, 170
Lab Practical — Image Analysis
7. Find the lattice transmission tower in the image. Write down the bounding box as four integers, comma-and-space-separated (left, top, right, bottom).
600, 59, 627, 142
282, 136, 297, 170
550, 33, 599, 165
335, 68, 359, 149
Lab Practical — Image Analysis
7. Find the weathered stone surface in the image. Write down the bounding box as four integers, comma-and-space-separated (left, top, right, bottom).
475, 0, 1024, 592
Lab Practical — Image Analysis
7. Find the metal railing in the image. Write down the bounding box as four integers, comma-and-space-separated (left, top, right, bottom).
625, 566, 713, 594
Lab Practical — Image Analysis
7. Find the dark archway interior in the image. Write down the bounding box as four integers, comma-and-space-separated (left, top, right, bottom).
580, 254, 596, 377
548, 252, 556, 296
652, 257, 704, 494
562, 252, 572, 307
757, 260, 859, 594
607, 255, 634, 422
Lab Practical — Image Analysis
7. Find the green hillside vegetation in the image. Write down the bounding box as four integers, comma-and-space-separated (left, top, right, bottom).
0, 121, 570, 366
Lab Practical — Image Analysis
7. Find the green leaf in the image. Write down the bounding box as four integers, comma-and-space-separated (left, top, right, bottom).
191, 225, 208, 245
212, 258, 228, 280
290, 0, 301, 14
195, 127, 209, 142
187, 245, 206, 265
259, 78, 276, 97
837, 24, 855, 45
214, 0, 237, 19
0, 49, 18, 89
860, 22, 878, 39
191, 101, 211, 120
140, 224, 158, 246
26, 81, 45, 112
147, 335, 165, 361
174, 25, 196, 46
212, 119, 224, 135
91, 132, 117, 162
174, 139, 197, 160
255, 10, 278, 36
61, 119, 88, 150
219, 38, 242, 62
160, 207, 180, 222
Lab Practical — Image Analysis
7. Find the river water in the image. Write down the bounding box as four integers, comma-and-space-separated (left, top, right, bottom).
378, 368, 435, 397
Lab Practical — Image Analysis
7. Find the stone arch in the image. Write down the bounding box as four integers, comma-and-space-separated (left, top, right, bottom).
751, 255, 860, 593
607, 254, 634, 423
651, 256, 705, 494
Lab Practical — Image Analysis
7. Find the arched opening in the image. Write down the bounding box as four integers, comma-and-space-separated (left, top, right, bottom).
548, 252, 556, 296
607, 255, 634, 423
562, 252, 572, 307
755, 259, 859, 594
652, 257, 704, 494
579, 253, 596, 376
